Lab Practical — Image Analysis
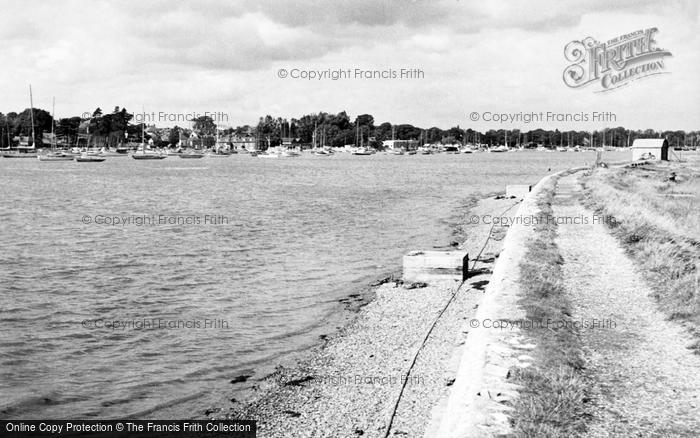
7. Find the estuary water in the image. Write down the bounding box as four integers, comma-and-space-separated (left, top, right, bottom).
0, 150, 627, 418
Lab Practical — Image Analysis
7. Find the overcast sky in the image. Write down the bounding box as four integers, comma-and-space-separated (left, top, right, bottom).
1, 0, 697, 131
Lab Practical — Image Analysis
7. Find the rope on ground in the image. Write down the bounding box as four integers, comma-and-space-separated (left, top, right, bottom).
470, 199, 523, 271
382, 198, 524, 437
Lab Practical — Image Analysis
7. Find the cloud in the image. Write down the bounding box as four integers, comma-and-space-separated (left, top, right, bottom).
0, 0, 697, 130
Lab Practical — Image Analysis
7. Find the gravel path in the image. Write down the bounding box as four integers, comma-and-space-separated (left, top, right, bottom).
215, 196, 520, 438
553, 172, 700, 437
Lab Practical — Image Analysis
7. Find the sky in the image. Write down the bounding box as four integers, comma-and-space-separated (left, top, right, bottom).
1, 0, 698, 131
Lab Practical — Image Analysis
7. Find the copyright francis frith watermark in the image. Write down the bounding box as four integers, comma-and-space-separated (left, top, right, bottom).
563, 27, 672, 92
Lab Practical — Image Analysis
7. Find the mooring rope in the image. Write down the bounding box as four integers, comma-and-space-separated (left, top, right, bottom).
470, 199, 523, 271
382, 197, 524, 438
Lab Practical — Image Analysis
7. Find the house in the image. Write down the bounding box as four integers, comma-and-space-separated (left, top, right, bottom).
631, 138, 668, 161
230, 135, 257, 151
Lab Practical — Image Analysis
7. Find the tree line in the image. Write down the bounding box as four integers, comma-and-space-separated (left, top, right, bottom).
225, 112, 699, 149
1, 107, 697, 150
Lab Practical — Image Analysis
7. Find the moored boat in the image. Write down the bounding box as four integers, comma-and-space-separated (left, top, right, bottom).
179, 150, 205, 159
75, 154, 106, 162
258, 152, 280, 158
37, 98, 74, 161
489, 145, 509, 153
132, 119, 165, 159
3, 151, 38, 158
352, 147, 372, 155
5, 85, 38, 158
133, 151, 166, 160
38, 152, 74, 161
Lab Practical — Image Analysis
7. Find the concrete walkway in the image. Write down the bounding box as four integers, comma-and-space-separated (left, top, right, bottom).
553, 172, 700, 437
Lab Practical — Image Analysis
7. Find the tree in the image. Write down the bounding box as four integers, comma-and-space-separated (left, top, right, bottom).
56, 117, 82, 146
168, 126, 181, 146
193, 116, 216, 136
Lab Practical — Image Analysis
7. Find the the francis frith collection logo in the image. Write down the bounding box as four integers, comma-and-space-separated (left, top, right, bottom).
563, 28, 672, 92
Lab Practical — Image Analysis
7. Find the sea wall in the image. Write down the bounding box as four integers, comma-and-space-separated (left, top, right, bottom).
425, 167, 588, 438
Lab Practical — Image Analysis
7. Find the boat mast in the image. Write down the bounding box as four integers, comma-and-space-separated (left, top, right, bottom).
51, 97, 56, 151
141, 108, 145, 151
29, 85, 36, 149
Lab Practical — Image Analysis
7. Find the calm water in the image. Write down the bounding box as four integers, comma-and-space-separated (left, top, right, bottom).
0, 150, 627, 418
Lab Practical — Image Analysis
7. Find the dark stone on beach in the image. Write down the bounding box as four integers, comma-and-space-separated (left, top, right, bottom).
283, 410, 301, 417
495, 195, 505, 199
204, 409, 214, 416
471, 280, 489, 290
354, 429, 364, 435
230, 375, 251, 384
371, 276, 393, 286
230, 398, 237, 403
404, 282, 428, 289
445, 378, 456, 386
319, 334, 327, 340
285, 376, 314, 386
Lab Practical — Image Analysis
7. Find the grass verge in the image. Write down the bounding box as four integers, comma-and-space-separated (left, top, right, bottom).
582, 161, 699, 353
507, 174, 590, 438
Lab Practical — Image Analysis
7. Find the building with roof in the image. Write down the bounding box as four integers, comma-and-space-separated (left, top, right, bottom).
631, 138, 669, 161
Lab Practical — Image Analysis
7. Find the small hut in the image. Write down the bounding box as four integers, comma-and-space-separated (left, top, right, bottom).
631, 138, 668, 161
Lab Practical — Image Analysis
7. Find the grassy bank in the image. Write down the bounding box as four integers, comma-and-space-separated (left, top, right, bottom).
508, 175, 590, 437
582, 160, 699, 352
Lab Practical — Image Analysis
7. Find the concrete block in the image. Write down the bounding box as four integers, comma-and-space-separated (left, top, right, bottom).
403, 250, 468, 283
506, 184, 531, 198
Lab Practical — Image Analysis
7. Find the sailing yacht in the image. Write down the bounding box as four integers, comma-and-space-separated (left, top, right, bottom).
352, 124, 372, 155
3, 85, 38, 158
208, 129, 232, 157
132, 119, 165, 160
38, 98, 73, 161
75, 123, 106, 162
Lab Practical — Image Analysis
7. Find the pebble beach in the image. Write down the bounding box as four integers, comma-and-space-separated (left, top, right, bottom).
210, 195, 522, 437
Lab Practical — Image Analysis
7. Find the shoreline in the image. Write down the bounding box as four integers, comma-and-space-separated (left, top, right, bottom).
183, 193, 485, 418
208, 193, 523, 437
